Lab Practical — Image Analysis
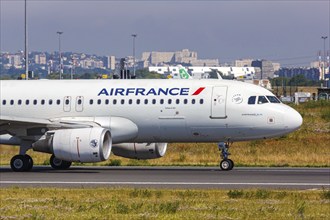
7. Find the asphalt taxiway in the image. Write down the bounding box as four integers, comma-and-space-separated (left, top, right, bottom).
0, 166, 329, 189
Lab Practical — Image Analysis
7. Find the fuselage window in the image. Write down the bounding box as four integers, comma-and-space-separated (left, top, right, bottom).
160, 99, 164, 105
41, 99, 45, 105
200, 99, 204, 104
10, 100, 14, 105
89, 99, 94, 105
121, 99, 125, 105
113, 99, 117, 105
192, 99, 196, 104
248, 96, 256, 105
129, 99, 133, 105
184, 99, 188, 104
152, 99, 156, 104
33, 100, 38, 105
2, 100, 6, 105
97, 99, 101, 105
65, 99, 70, 105
18, 100, 22, 105
105, 99, 109, 105
176, 99, 180, 104
144, 99, 148, 105
26, 100, 30, 105
168, 99, 172, 104
266, 96, 281, 103
258, 96, 269, 104
49, 100, 53, 105
136, 99, 140, 105
56, 99, 61, 105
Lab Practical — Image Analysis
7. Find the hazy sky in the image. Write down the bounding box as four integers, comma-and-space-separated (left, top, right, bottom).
1, 0, 329, 66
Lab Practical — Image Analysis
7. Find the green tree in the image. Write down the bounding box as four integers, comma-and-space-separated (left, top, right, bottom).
135, 69, 166, 79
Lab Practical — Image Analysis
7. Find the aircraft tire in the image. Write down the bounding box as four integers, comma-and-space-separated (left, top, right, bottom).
50, 154, 72, 170
228, 159, 234, 170
10, 155, 29, 172
24, 154, 34, 171
220, 159, 233, 171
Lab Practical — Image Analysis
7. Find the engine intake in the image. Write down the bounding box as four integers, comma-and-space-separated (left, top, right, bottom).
112, 143, 167, 159
32, 128, 112, 163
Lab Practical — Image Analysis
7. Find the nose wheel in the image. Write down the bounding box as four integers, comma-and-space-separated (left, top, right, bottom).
218, 142, 234, 171
220, 158, 234, 171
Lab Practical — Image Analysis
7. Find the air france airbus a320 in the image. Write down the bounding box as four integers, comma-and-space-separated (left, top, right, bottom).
0, 79, 302, 171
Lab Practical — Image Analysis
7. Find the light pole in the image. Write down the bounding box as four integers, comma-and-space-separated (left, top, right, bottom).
57, 31, 63, 79
321, 36, 328, 81
131, 34, 137, 77
24, 0, 28, 80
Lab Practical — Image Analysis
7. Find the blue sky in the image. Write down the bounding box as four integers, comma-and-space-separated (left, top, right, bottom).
1, 0, 329, 66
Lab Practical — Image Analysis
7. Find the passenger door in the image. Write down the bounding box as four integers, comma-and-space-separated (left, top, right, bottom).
210, 86, 227, 119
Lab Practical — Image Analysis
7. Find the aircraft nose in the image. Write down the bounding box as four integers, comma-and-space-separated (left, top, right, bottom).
285, 107, 303, 132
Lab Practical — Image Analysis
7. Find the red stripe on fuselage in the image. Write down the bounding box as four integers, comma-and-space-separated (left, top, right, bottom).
192, 87, 205, 95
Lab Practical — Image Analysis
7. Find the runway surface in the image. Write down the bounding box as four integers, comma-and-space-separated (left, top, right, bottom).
0, 166, 329, 189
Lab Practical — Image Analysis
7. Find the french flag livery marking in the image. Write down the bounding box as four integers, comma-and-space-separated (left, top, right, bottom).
192, 87, 205, 96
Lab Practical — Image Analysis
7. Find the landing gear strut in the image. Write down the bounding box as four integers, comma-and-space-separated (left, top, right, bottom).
218, 142, 234, 171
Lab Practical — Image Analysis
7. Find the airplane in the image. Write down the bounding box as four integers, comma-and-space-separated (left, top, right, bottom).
0, 79, 303, 172
166, 65, 193, 79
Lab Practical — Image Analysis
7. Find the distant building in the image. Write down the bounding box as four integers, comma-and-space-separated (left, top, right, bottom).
107, 56, 116, 70
35, 53, 47, 65
311, 60, 329, 80
8, 54, 23, 69
189, 59, 219, 67
235, 59, 279, 79
80, 58, 104, 69
251, 60, 275, 79
141, 49, 219, 67
272, 62, 281, 72
234, 59, 253, 67
275, 67, 320, 81
142, 51, 174, 66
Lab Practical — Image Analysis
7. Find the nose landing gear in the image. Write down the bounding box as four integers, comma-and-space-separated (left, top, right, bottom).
218, 142, 234, 171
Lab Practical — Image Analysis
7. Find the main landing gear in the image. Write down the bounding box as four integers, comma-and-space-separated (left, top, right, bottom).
9, 141, 72, 172
10, 154, 33, 172
10, 153, 72, 171
10, 141, 33, 172
218, 142, 234, 171
50, 154, 72, 170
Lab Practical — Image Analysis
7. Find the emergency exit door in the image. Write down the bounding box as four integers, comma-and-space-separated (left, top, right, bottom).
210, 86, 227, 118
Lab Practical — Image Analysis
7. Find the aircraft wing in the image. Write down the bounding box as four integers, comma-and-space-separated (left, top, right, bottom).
0, 115, 94, 136
0, 115, 137, 144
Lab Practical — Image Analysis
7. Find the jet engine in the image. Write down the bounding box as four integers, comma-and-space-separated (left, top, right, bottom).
112, 143, 167, 159
32, 127, 112, 163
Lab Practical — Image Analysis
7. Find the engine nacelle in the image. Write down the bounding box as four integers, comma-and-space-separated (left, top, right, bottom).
112, 143, 167, 159
32, 128, 112, 163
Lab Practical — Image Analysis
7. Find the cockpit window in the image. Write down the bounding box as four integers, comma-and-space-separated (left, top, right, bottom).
258, 96, 269, 104
266, 96, 281, 103
248, 96, 256, 105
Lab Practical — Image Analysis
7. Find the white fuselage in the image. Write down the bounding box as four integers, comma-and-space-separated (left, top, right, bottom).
0, 79, 302, 143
